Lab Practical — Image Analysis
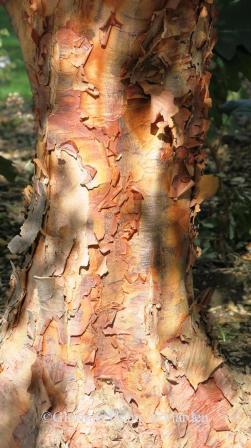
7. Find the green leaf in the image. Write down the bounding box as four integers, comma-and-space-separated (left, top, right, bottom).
0, 154, 17, 181
216, 0, 251, 60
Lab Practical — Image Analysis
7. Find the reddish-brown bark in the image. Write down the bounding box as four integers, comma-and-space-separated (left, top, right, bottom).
0, 1, 250, 447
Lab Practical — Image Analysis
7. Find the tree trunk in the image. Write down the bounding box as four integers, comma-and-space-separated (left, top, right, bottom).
0, 1, 250, 447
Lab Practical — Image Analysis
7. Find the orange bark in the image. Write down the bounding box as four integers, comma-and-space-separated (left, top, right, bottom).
0, 1, 250, 447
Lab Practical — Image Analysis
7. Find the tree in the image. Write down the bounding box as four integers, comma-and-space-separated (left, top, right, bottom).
0, 1, 250, 447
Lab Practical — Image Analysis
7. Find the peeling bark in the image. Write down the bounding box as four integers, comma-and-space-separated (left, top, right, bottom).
0, 1, 250, 447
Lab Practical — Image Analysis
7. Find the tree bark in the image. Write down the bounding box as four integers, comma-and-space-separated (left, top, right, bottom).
0, 1, 250, 447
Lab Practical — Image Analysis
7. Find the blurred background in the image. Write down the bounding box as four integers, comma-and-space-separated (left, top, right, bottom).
0, 1, 250, 373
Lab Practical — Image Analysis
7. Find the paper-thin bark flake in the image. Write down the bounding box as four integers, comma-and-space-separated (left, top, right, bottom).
96, 256, 108, 278
99, 12, 122, 49
0, 262, 26, 340
190, 174, 219, 207
161, 335, 223, 389
8, 181, 46, 254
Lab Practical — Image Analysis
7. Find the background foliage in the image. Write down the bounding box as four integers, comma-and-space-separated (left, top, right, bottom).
0, 11, 31, 100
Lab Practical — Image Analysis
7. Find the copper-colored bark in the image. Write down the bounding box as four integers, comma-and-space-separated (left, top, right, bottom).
0, 1, 250, 447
